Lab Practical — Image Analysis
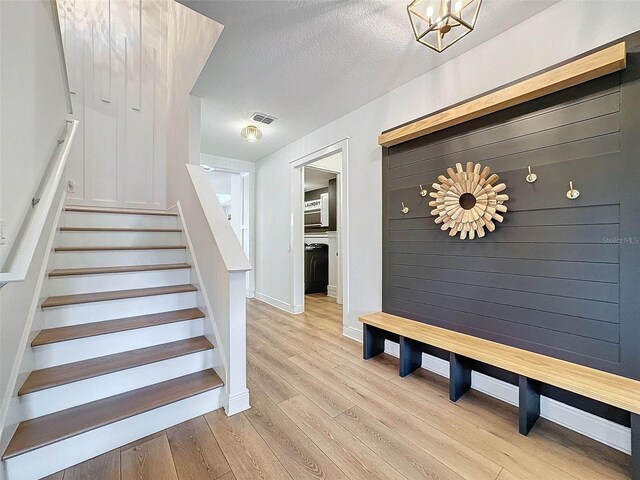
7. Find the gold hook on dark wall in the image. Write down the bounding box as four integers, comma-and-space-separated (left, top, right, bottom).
525, 166, 537, 183
419, 185, 428, 197
566, 181, 580, 200
401, 202, 409, 214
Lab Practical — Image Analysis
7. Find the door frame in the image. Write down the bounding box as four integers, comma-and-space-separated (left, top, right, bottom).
290, 138, 349, 321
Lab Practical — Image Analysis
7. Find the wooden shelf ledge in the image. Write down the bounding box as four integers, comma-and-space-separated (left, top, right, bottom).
378, 42, 627, 147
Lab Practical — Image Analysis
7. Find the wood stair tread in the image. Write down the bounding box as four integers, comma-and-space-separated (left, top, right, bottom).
2, 370, 223, 460
41, 284, 197, 308
49, 263, 191, 277
60, 227, 182, 232
55, 245, 186, 252
65, 207, 178, 216
32, 308, 205, 346
19, 337, 213, 395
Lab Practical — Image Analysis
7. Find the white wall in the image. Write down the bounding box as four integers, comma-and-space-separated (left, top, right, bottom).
255, 0, 640, 337
0, 0, 70, 453
58, 0, 167, 209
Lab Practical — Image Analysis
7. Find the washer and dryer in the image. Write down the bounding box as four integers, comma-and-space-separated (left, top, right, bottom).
304, 243, 329, 294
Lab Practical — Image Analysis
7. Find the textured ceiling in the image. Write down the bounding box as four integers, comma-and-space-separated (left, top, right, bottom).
181, 0, 558, 162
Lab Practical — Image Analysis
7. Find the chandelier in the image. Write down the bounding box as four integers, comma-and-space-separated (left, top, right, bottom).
408, 0, 482, 53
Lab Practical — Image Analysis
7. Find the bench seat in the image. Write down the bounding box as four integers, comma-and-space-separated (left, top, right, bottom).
360, 311, 639, 478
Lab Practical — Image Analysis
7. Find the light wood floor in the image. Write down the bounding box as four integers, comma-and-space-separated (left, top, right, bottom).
44, 293, 631, 479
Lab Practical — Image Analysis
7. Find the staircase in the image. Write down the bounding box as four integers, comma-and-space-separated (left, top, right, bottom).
2, 206, 225, 479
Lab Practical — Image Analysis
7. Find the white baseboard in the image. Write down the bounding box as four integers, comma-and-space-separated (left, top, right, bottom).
254, 292, 297, 314
246, 289, 255, 299
342, 326, 631, 454
327, 285, 337, 298
225, 388, 251, 416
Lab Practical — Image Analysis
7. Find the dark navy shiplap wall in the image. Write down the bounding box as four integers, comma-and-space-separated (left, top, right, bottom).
382, 50, 640, 424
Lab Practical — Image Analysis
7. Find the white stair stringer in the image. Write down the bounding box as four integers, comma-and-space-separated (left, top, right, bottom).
3, 387, 223, 480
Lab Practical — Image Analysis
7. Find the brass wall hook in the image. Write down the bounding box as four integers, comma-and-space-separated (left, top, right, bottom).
401, 202, 409, 214
419, 185, 428, 197
525, 166, 537, 183
566, 181, 580, 200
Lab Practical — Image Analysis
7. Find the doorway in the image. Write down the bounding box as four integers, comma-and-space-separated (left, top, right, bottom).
290, 139, 349, 325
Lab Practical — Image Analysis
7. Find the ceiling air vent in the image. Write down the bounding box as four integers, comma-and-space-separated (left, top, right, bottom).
251, 112, 277, 125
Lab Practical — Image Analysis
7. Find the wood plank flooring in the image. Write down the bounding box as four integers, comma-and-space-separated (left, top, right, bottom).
43, 294, 631, 479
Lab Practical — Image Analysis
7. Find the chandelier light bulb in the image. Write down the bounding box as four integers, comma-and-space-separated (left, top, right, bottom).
240, 125, 263, 143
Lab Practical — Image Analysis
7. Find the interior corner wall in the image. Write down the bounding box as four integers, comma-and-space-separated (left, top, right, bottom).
254, 0, 640, 334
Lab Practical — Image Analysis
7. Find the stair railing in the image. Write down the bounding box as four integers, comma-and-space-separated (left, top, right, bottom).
0, 120, 78, 288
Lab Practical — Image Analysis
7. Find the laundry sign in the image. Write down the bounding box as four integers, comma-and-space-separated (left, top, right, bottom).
304, 199, 322, 211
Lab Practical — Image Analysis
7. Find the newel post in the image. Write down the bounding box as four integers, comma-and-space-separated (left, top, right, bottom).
224, 270, 250, 415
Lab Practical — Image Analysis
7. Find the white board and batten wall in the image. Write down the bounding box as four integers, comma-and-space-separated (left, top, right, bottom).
58, 0, 167, 210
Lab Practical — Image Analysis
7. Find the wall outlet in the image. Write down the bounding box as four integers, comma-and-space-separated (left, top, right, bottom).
0, 219, 6, 246
66, 180, 76, 194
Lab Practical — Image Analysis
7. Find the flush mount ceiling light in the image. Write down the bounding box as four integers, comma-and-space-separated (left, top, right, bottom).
408, 0, 482, 53
240, 125, 263, 143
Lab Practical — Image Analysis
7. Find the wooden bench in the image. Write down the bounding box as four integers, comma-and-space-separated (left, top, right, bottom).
360, 312, 640, 478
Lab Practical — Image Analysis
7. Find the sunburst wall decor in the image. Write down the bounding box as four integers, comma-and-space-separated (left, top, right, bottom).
429, 162, 508, 240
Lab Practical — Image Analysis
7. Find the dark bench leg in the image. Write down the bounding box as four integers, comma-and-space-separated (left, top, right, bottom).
518, 376, 540, 435
363, 324, 385, 360
399, 336, 422, 377
449, 353, 471, 402
632, 413, 640, 480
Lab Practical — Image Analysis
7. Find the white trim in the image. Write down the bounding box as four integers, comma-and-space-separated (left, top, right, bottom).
0, 191, 67, 450
226, 389, 251, 416
342, 327, 631, 454
254, 291, 300, 314
201, 153, 255, 174
290, 138, 349, 321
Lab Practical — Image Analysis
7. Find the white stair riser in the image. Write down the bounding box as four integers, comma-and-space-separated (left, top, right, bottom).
63, 212, 178, 230
54, 249, 186, 269
3, 387, 223, 480
59, 231, 182, 247
43, 291, 197, 328
49, 269, 191, 295
33, 319, 205, 368
20, 350, 215, 420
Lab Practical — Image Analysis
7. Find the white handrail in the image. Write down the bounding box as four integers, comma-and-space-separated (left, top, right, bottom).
186, 164, 251, 273
0, 119, 79, 286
